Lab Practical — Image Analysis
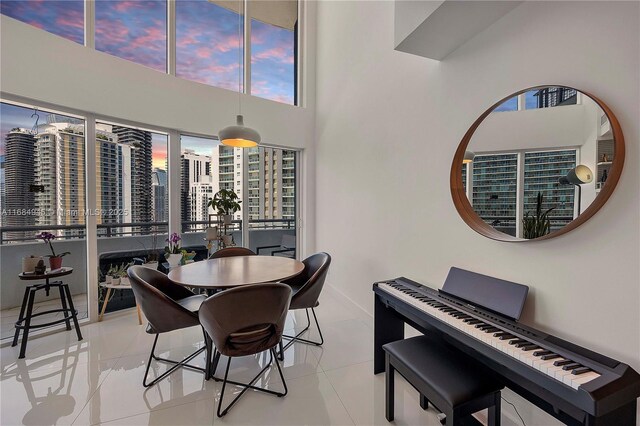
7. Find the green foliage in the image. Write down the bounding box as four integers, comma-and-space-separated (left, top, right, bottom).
522, 192, 554, 239
208, 189, 242, 215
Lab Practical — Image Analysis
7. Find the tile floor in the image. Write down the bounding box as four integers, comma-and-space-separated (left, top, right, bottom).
0, 287, 518, 426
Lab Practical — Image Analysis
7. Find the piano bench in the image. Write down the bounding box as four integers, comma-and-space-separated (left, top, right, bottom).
383, 336, 503, 426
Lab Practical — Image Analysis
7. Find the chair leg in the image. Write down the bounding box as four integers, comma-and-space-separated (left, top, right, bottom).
279, 308, 324, 358
143, 333, 207, 388
420, 393, 429, 410
216, 348, 288, 417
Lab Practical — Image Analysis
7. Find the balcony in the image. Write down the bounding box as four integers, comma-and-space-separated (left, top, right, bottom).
0, 219, 296, 340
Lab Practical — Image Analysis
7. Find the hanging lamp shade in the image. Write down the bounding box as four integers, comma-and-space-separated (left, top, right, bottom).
219, 115, 260, 148
463, 150, 476, 163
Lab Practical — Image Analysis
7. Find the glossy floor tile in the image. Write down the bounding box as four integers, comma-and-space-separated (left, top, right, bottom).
0, 285, 506, 426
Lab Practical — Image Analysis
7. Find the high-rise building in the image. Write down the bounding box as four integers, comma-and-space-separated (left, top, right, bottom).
152, 168, 168, 222
181, 149, 215, 230
3, 128, 36, 240
112, 126, 153, 224
34, 123, 86, 236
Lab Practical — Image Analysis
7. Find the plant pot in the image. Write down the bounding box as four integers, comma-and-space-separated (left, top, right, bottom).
223, 215, 233, 226
166, 253, 183, 268
111, 277, 121, 286
105, 275, 113, 285
22, 256, 43, 273
120, 276, 130, 286
49, 256, 63, 270
221, 234, 233, 246
143, 261, 158, 270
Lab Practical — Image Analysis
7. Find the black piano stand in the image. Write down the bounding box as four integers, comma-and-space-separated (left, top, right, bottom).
12, 280, 83, 359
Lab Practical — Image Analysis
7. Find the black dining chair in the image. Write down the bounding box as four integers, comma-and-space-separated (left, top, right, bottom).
277, 252, 331, 358
209, 247, 256, 259
128, 266, 211, 387
199, 283, 292, 417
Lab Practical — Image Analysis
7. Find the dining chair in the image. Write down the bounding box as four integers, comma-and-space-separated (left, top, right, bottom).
208, 247, 256, 259
127, 266, 211, 387
199, 283, 292, 417
277, 252, 331, 358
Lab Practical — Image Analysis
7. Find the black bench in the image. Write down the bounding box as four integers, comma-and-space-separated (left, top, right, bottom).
383, 335, 503, 426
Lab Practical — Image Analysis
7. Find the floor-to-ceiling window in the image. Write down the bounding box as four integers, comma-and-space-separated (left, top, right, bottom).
94, 121, 168, 315
0, 102, 88, 339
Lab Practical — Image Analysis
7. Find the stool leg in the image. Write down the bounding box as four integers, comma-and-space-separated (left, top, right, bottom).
12, 287, 30, 347
19, 289, 37, 359
444, 407, 455, 426
420, 393, 429, 410
62, 285, 83, 341
488, 392, 501, 426
58, 285, 72, 330
99, 288, 112, 321
385, 353, 395, 421
136, 303, 143, 325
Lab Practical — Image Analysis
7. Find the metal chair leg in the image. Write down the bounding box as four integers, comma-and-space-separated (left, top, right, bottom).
279, 308, 324, 358
142, 333, 207, 388
216, 348, 288, 417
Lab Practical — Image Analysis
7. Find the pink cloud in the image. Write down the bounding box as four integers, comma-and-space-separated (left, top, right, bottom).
253, 46, 294, 64
113, 1, 140, 13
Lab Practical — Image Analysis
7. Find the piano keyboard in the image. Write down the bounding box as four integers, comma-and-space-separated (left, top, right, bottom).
378, 281, 601, 390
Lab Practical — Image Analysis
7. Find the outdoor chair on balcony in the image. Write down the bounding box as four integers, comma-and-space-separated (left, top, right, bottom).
127, 266, 210, 387
277, 252, 331, 359
256, 234, 296, 258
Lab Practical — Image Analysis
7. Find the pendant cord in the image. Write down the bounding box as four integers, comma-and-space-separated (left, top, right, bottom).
237, 0, 242, 116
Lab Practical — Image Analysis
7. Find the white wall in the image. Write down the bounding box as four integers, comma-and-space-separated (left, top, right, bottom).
315, 1, 639, 424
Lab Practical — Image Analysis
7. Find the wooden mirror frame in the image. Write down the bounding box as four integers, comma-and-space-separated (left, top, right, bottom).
450, 86, 625, 242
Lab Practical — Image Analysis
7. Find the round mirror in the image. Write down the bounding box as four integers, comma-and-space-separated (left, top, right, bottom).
451, 86, 625, 241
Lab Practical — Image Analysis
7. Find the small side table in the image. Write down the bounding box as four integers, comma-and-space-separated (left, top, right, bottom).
13, 268, 83, 359
99, 283, 142, 325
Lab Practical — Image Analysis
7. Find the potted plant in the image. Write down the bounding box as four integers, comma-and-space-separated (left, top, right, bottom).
164, 232, 183, 268
119, 262, 132, 286
36, 232, 70, 270
522, 192, 555, 239
107, 264, 121, 286
209, 189, 241, 226
22, 255, 44, 273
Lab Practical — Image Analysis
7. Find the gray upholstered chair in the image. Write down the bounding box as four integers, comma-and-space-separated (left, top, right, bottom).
199, 283, 292, 417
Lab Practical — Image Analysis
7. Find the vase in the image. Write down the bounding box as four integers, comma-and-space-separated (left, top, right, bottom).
49, 256, 63, 270
120, 276, 130, 287
166, 253, 182, 268
221, 235, 233, 246
143, 261, 159, 270
22, 256, 43, 273
111, 277, 121, 286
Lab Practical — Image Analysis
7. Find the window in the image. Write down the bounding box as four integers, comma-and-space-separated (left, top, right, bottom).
247, 147, 296, 256
525, 87, 577, 110
95, 0, 167, 72
1, 102, 88, 339
1, 0, 84, 44
493, 96, 518, 112
472, 154, 518, 236
94, 122, 168, 235
176, 0, 243, 91
523, 150, 576, 231
250, 1, 297, 104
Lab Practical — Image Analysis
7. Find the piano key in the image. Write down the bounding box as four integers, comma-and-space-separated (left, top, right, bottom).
509, 339, 528, 345
541, 354, 562, 361
483, 327, 501, 333
498, 334, 517, 340
464, 319, 482, 324
533, 350, 553, 357
494, 332, 513, 338
572, 367, 591, 375
562, 363, 582, 371
554, 359, 574, 367
520, 345, 540, 351
514, 341, 533, 348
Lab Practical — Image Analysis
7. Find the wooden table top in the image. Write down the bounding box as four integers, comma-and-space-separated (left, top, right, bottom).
19, 267, 73, 280
168, 256, 304, 289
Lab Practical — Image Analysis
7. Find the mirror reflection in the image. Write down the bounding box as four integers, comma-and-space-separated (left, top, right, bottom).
461, 86, 614, 239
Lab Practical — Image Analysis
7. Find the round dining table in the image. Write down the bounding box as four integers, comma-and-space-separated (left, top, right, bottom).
167, 255, 305, 289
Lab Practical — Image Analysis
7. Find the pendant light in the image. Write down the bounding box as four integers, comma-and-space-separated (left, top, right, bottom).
219, 0, 260, 148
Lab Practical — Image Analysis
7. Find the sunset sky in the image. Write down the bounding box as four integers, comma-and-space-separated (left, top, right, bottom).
1, 0, 295, 104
